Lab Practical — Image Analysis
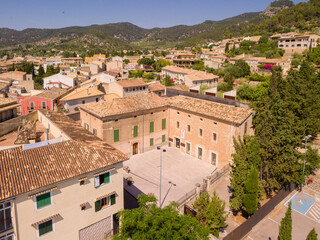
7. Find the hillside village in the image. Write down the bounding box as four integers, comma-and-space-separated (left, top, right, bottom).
0, 0, 320, 240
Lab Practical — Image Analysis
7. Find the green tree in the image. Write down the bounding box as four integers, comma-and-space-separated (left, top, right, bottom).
230, 135, 261, 212
224, 31, 233, 39
114, 194, 209, 240
234, 60, 251, 77
164, 75, 174, 86
243, 167, 259, 215
38, 65, 45, 78
306, 228, 318, 240
205, 192, 228, 238
193, 192, 228, 238
278, 202, 292, 240
124, 59, 130, 64
192, 192, 210, 224
225, 42, 229, 53
137, 57, 155, 66
253, 68, 301, 192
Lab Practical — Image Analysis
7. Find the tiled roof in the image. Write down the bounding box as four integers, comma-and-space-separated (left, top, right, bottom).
166, 84, 189, 91
166, 95, 252, 124
162, 66, 219, 81
116, 78, 148, 88
81, 93, 167, 118
41, 111, 127, 154
148, 82, 165, 92
60, 86, 104, 101
0, 98, 17, 107
0, 140, 127, 201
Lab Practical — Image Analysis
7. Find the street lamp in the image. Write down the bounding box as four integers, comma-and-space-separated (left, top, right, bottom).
302, 135, 312, 191
157, 146, 166, 207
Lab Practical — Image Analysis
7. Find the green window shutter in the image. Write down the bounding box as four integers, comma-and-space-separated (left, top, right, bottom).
95, 200, 101, 212
114, 129, 119, 142
150, 122, 154, 133
133, 125, 138, 137
162, 134, 165, 143
104, 172, 110, 184
36, 192, 51, 209
150, 138, 154, 146
39, 220, 53, 236
111, 194, 116, 205
162, 119, 166, 130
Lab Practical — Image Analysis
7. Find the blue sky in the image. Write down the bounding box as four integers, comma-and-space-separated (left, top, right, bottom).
0, 0, 307, 30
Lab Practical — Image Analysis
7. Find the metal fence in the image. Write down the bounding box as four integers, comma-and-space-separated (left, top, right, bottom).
209, 165, 231, 186
223, 182, 297, 240
177, 188, 197, 207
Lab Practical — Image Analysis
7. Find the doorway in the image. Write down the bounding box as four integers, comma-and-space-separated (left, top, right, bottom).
175, 138, 180, 149
132, 143, 138, 155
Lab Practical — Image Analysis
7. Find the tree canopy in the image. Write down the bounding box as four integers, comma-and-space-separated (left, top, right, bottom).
114, 194, 209, 240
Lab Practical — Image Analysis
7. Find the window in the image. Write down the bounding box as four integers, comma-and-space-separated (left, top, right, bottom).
30, 102, 34, 110
96, 98, 99, 102
162, 119, 166, 130
150, 138, 154, 146
200, 118, 203, 121
199, 128, 203, 137
211, 152, 217, 166
94, 172, 110, 188
177, 111, 180, 114
114, 129, 119, 142
149, 122, 154, 133
213, 133, 217, 141
176, 121, 179, 128
186, 142, 191, 154
187, 125, 191, 132
198, 147, 203, 160
84, 123, 89, 130
0, 233, 14, 240
93, 129, 97, 135
162, 135, 165, 143
0, 202, 12, 233
41, 101, 46, 109
36, 192, 51, 209
38, 219, 53, 236
82, 100, 85, 104
95, 194, 116, 212
133, 125, 138, 137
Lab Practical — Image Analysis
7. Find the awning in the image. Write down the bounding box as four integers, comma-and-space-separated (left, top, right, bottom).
31, 214, 60, 227
79, 176, 88, 181
28, 187, 57, 199
80, 202, 89, 208
93, 168, 115, 177
96, 191, 116, 201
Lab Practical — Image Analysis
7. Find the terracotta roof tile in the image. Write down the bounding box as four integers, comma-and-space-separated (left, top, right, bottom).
148, 82, 165, 92
0, 112, 128, 201
166, 95, 252, 124
81, 93, 166, 118
116, 78, 148, 88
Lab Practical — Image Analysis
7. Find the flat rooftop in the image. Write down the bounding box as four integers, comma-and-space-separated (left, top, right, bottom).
124, 146, 216, 207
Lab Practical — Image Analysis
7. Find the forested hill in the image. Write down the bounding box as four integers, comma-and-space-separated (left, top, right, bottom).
0, 0, 303, 54
244, 0, 320, 36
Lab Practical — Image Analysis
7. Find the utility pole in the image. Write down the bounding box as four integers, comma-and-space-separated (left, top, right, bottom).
302, 135, 312, 191
157, 146, 166, 207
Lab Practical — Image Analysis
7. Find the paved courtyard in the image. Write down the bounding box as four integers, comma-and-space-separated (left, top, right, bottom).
123, 146, 216, 207
246, 189, 320, 240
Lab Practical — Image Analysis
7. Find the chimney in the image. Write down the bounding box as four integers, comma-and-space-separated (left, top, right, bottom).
86, 88, 89, 95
